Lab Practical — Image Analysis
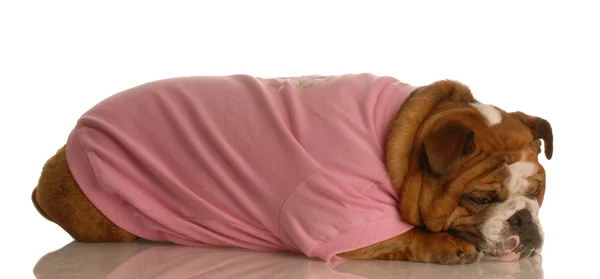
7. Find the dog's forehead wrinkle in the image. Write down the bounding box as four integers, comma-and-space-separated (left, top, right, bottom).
470, 102, 502, 126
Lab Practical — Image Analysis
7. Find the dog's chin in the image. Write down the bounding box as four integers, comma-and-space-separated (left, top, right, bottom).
450, 231, 542, 262
480, 237, 542, 262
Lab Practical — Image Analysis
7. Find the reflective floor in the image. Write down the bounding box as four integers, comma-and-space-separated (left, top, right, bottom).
34, 240, 545, 279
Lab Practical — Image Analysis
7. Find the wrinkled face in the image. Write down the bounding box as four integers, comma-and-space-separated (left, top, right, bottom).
446, 121, 548, 261
386, 80, 553, 261
444, 105, 551, 261
396, 93, 553, 261
427, 103, 552, 261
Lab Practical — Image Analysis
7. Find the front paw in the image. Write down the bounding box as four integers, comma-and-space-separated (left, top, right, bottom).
411, 232, 479, 265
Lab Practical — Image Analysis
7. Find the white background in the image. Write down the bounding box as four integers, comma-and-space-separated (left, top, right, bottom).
1, 1, 598, 278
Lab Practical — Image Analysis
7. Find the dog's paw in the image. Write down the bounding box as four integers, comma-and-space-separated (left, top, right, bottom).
433, 233, 478, 265
410, 232, 479, 265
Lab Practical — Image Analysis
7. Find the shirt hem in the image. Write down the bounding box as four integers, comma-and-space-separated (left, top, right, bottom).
307, 215, 414, 262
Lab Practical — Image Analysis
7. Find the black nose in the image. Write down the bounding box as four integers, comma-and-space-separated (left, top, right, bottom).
507, 209, 534, 232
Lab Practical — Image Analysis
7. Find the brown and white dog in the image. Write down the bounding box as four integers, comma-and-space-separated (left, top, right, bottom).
32, 77, 552, 265
341, 80, 552, 263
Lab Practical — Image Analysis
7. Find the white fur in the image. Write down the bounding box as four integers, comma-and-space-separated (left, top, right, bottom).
479, 196, 541, 242
507, 161, 537, 195
471, 103, 502, 126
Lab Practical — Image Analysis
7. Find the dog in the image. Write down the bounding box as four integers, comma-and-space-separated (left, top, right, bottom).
31, 74, 553, 264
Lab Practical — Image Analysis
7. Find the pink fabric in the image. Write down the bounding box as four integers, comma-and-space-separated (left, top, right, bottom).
65, 73, 415, 262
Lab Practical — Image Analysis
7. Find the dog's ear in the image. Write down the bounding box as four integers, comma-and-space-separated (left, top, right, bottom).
510, 111, 553, 160
420, 120, 475, 175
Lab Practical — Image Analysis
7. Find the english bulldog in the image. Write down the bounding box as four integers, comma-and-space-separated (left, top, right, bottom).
31, 74, 553, 264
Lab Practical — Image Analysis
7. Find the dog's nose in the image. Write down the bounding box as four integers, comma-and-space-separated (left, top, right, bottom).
507, 209, 533, 232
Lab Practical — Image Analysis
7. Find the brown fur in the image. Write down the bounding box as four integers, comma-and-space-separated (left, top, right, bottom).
341, 80, 552, 263
339, 227, 478, 264
31, 79, 552, 264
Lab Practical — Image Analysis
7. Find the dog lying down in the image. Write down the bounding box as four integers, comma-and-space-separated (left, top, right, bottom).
32, 74, 552, 264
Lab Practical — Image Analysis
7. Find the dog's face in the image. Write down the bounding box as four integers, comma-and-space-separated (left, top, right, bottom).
387, 80, 553, 261
428, 108, 551, 261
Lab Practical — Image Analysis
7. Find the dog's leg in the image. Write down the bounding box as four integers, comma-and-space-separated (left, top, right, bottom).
32, 145, 138, 242
338, 227, 478, 264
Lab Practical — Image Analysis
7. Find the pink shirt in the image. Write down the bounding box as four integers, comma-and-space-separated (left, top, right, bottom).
66, 73, 415, 262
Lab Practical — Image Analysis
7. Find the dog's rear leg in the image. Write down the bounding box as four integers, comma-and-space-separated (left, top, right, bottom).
32, 145, 138, 242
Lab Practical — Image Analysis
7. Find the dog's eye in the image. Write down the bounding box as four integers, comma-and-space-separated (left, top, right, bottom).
470, 197, 493, 205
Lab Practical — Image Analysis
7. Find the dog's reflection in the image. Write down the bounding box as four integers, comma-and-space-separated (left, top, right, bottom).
34, 240, 543, 279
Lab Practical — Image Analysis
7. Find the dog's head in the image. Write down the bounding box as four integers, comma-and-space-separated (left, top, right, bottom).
386, 80, 553, 261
